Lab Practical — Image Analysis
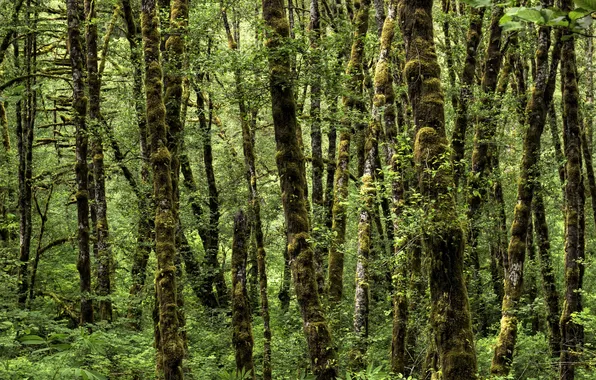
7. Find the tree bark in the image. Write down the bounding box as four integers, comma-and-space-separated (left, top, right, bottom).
85, 0, 112, 322
262, 0, 338, 377
140, 0, 184, 377
66, 0, 93, 325
490, 1, 559, 373
327, 0, 370, 304
533, 181, 561, 360
559, 7, 585, 377
398, 0, 477, 378
231, 211, 256, 379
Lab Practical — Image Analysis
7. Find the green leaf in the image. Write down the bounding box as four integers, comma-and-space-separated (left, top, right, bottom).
501, 21, 524, 32
19, 335, 45, 345
516, 8, 545, 24
575, 0, 596, 11
569, 8, 592, 20
461, 0, 492, 7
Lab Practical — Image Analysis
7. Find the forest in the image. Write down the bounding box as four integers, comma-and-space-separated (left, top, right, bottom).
2, 0, 596, 378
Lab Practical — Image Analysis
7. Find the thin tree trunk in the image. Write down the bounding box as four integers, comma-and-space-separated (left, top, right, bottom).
262, 0, 338, 377
490, 1, 559, 372
327, 0, 370, 304
398, 0, 477, 377
231, 210, 256, 380
85, 0, 112, 322
451, 8, 484, 185
559, 6, 585, 376
533, 181, 561, 360
140, 0, 184, 377
466, 4, 505, 336
66, 0, 93, 325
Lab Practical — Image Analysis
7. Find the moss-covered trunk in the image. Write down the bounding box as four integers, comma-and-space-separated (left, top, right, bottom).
533, 181, 561, 359
140, 0, 184, 377
84, 0, 112, 322
559, 10, 585, 377
466, 4, 505, 335
262, 0, 338, 376
231, 211, 256, 380
66, 0, 93, 325
398, 0, 477, 377
490, 3, 559, 374
327, 0, 370, 304
451, 8, 485, 185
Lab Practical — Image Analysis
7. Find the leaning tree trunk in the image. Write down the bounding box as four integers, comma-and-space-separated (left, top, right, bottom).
559, 8, 585, 378
327, 0, 370, 304
85, 0, 112, 322
398, 0, 478, 378
262, 0, 338, 377
66, 0, 93, 325
490, 1, 559, 373
231, 211, 256, 380
140, 0, 184, 378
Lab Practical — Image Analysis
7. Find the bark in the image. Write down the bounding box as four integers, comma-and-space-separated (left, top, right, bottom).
451, 8, 484, 185
262, 0, 338, 377
309, 0, 327, 298
559, 11, 585, 378
16, 41, 33, 307
66, 0, 93, 325
328, 0, 370, 304
399, 1, 477, 380
85, 0, 112, 322
0, 102, 8, 151
466, 4, 505, 335
121, 0, 154, 328
398, 0, 477, 377
231, 211, 256, 379
581, 120, 596, 228
533, 181, 561, 359
141, 0, 184, 377
490, 2, 559, 373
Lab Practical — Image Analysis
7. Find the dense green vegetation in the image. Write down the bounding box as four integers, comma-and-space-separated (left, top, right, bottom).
2, 0, 596, 379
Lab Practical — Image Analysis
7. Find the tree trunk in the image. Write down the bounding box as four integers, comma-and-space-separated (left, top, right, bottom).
490, 1, 559, 373
398, 0, 478, 378
231, 210, 256, 380
85, 0, 112, 322
140, 0, 184, 377
533, 181, 561, 359
451, 8, 484, 185
559, 9, 585, 377
327, 0, 370, 304
66, 0, 93, 325
466, 4, 505, 336
262, 0, 338, 377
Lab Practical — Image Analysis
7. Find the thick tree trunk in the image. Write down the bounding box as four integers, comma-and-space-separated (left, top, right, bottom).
66, 0, 93, 325
559, 12, 585, 378
262, 0, 338, 377
327, 0, 370, 304
398, 0, 477, 378
231, 211, 256, 380
140, 0, 184, 377
85, 0, 112, 322
490, 2, 559, 373
451, 8, 485, 185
